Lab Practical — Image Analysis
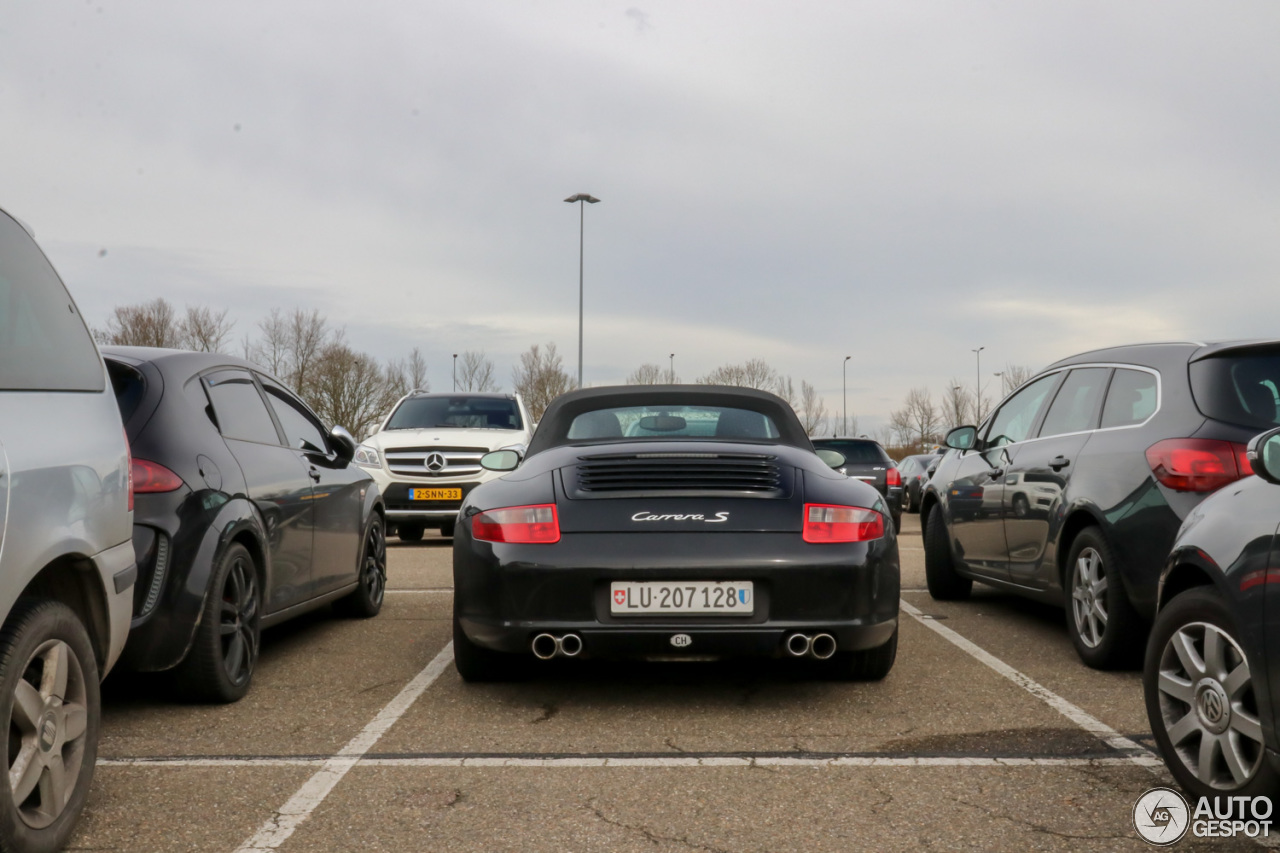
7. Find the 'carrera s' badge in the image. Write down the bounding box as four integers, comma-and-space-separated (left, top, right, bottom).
631, 512, 730, 523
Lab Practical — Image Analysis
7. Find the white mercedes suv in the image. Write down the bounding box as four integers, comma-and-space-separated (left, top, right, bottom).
355, 392, 532, 539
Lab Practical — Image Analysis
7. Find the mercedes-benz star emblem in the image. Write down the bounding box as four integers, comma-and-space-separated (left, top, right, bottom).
425, 453, 446, 472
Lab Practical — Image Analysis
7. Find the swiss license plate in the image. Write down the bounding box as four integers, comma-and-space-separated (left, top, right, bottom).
610, 581, 754, 616
410, 488, 462, 501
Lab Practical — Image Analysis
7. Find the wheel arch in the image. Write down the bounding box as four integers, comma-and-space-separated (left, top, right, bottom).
1054, 505, 1108, 589
14, 555, 112, 672
1156, 548, 1223, 613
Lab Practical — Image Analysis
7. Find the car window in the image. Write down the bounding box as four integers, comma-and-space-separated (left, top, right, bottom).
0, 211, 104, 391
105, 360, 147, 425
1188, 351, 1280, 430
812, 441, 888, 464
204, 369, 281, 444
1038, 368, 1110, 437
567, 405, 781, 440
985, 374, 1059, 446
1101, 368, 1159, 429
261, 380, 328, 452
386, 395, 523, 430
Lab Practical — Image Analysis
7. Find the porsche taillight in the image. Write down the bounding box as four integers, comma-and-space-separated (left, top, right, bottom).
802, 504, 884, 543
471, 504, 561, 544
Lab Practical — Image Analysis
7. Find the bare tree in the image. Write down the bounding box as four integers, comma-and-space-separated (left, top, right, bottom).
248, 308, 336, 396
178, 305, 234, 352
308, 342, 406, 438
999, 363, 1035, 396
775, 376, 798, 409
457, 351, 497, 392
512, 342, 573, 421
798, 380, 828, 436
890, 387, 942, 451
626, 363, 667, 385
941, 380, 972, 429
406, 347, 429, 391
696, 358, 779, 390
98, 298, 180, 347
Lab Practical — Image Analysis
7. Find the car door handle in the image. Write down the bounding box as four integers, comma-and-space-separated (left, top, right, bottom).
308, 466, 321, 482
1049, 456, 1070, 471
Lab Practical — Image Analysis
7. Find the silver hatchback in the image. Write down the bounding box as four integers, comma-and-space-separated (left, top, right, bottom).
0, 207, 134, 851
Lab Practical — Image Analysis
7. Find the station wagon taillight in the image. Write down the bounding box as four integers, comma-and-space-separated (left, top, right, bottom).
1145, 439, 1253, 493
471, 504, 561, 544
131, 459, 185, 494
885, 467, 902, 487
802, 504, 884, 543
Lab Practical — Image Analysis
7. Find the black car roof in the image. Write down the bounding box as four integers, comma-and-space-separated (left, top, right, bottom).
1045, 339, 1280, 370
101, 346, 272, 380
526, 385, 810, 457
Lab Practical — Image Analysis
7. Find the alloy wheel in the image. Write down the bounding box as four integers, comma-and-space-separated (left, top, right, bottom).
362, 523, 387, 606
219, 555, 259, 686
1071, 547, 1108, 648
7, 639, 90, 829
1156, 620, 1263, 789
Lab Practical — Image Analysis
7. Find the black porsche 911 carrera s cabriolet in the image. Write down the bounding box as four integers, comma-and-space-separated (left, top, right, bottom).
452, 386, 900, 681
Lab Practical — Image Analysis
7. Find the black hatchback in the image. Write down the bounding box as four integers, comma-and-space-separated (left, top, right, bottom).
103, 347, 387, 702
811, 438, 903, 531
922, 340, 1280, 669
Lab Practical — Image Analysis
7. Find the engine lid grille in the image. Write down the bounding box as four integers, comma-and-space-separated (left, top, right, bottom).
570, 452, 785, 497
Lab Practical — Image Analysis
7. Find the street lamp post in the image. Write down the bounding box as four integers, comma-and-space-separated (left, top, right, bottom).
842, 355, 852, 436
972, 347, 985, 420
564, 193, 600, 389
452, 354, 457, 392
669, 353, 675, 384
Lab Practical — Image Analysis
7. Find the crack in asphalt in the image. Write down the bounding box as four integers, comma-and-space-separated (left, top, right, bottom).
530, 702, 559, 725
954, 794, 1134, 843
583, 797, 736, 853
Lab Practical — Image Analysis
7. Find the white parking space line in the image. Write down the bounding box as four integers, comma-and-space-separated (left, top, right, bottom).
231, 641, 456, 852
899, 599, 1153, 761
100, 755, 1162, 769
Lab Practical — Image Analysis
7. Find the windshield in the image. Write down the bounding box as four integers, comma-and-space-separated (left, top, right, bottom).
812, 440, 888, 465
385, 396, 523, 430
1190, 350, 1280, 430
566, 405, 781, 441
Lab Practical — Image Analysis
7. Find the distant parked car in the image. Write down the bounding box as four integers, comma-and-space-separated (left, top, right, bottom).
0, 207, 135, 852
923, 341, 1280, 669
103, 347, 386, 702
1143, 425, 1280, 800
811, 438, 902, 530
355, 392, 533, 540
896, 453, 941, 513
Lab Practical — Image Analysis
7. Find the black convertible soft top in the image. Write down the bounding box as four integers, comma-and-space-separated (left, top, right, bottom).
526, 385, 812, 457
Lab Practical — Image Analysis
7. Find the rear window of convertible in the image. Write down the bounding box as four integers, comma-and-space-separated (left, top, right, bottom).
566, 405, 781, 441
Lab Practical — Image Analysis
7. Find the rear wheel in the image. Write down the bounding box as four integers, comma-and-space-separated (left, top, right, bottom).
452, 615, 520, 683
335, 516, 386, 618
829, 626, 898, 681
397, 524, 424, 543
439, 521, 456, 538
1065, 528, 1143, 669
924, 504, 971, 600
174, 543, 260, 703
0, 599, 100, 853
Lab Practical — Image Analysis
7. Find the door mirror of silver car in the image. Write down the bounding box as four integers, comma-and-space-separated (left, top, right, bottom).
1246, 427, 1280, 485
329, 425, 357, 461
814, 449, 846, 469
945, 425, 979, 451
481, 449, 521, 472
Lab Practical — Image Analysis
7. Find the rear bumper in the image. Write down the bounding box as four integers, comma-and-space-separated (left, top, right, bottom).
454, 529, 900, 658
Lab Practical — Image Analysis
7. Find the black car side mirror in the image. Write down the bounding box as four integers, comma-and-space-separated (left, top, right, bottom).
481, 449, 522, 472
1247, 427, 1280, 485
329, 425, 357, 462
945, 425, 979, 451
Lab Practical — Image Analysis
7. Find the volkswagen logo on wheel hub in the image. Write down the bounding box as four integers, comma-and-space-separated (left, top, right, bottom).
425, 453, 446, 473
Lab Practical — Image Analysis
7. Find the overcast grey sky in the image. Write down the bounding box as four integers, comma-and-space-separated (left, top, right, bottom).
3, 1, 1278, 429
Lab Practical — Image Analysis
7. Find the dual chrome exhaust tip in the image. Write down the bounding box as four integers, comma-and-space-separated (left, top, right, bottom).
784, 632, 837, 660
531, 633, 583, 660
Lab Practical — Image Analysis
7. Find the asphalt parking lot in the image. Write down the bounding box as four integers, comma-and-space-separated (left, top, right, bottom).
73, 515, 1260, 852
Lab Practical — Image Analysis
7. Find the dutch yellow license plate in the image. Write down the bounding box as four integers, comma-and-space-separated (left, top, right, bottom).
410, 488, 462, 501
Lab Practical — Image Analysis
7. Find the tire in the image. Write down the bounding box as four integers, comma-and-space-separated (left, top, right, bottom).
889, 508, 902, 533
335, 516, 387, 619
173, 542, 261, 703
1064, 528, 1144, 670
924, 504, 971, 600
0, 599, 100, 853
904, 484, 920, 514
900, 488, 912, 514
1012, 493, 1030, 519
452, 614, 519, 683
829, 626, 898, 681
1144, 587, 1279, 800
397, 524, 424, 543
